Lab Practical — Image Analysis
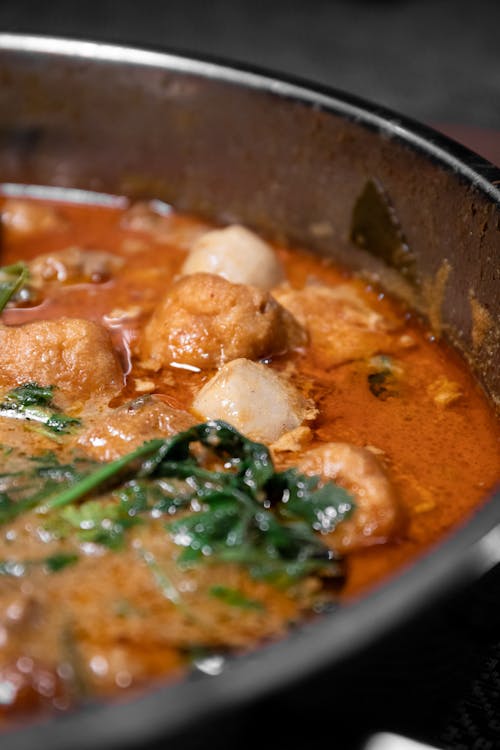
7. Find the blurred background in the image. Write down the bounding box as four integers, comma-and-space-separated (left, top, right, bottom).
0, 0, 499, 162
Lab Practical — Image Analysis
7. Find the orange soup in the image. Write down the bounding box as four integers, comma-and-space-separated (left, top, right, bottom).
0, 191, 498, 726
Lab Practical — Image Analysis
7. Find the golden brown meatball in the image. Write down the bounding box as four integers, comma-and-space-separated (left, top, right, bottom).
77, 396, 195, 461
298, 443, 404, 553
139, 273, 306, 371
0, 318, 124, 410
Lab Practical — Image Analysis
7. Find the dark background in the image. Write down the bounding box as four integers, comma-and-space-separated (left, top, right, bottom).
1, 0, 500, 146
1, 2, 500, 749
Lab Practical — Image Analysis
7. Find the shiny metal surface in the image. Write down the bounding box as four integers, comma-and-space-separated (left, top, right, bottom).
364, 733, 442, 750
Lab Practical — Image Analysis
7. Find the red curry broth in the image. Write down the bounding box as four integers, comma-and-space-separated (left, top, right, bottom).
0, 191, 498, 724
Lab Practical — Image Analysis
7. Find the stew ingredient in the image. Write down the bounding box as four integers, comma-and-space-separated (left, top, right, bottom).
0, 190, 498, 727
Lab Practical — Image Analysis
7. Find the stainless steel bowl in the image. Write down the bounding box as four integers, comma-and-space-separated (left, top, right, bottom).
0, 33, 499, 750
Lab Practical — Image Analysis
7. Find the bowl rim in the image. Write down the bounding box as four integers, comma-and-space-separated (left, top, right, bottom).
0, 31, 499, 750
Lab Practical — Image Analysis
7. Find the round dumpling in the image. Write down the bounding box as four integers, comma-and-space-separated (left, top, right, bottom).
181, 225, 284, 290
0, 318, 124, 410
192, 358, 315, 443
140, 273, 306, 371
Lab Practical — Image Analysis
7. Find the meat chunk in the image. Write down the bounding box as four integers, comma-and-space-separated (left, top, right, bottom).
140, 273, 306, 371
274, 282, 401, 367
1, 199, 66, 237
181, 225, 284, 290
298, 443, 403, 552
192, 358, 316, 443
0, 318, 124, 410
77, 396, 195, 461
29, 247, 124, 285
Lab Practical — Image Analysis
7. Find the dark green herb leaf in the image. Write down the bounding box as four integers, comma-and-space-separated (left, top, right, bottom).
5, 382, 54, 406
0, 451, 98, 525
0, 382, 81, 435
0, 421, 354, 585
59, 500, 142, 550
0, 552, 79, 576
0, 262, 29, 313
267, 469, 353, 533
161, 423, 353, 583
44, 552, 79, 572
209, 585, 265, 610
39, 438, 164, 513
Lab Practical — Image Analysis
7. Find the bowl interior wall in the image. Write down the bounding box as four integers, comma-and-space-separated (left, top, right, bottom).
0, 48, 499, 403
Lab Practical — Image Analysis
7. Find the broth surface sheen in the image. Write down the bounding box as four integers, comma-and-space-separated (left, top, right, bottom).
0, 191, 498, 727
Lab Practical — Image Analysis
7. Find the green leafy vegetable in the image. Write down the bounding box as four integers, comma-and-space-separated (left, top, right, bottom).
0, 450, 97, 525
0, 551, 78, 576
58, 499, 142, 549
44, 552, 79, 572
0, 382, 81, 437
0, 421, 354, 585
39, 439, 164, 513
209, 585, 265, 610
0, 261, 30, 313
154, 423, 352, 582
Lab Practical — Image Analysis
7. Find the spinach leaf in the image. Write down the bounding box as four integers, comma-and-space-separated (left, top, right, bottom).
0, 451, 97, 524
58, 500, 142, 550
0, 421, 354, 585
0, 382, 81, 436
367, 355, 401, 400
0, 261, 29, 313
0, 552, 78, 576
209, 585, 265, 610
